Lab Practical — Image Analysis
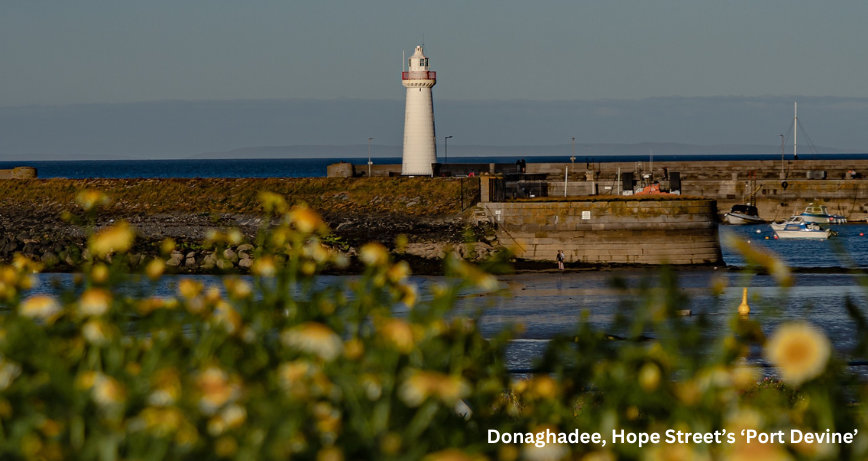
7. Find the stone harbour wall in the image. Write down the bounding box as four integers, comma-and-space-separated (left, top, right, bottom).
483, 198, 722, 265
0, 167, 37, 179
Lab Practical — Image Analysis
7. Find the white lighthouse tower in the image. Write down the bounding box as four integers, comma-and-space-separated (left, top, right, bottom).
401, 46, 437, 176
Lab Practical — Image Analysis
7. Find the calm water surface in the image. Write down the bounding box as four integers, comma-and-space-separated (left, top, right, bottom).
25, 265, 868, 374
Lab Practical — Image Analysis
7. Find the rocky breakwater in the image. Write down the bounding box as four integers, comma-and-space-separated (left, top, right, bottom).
0, 177, 494, 274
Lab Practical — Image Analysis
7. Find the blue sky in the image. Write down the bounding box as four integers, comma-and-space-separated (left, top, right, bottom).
2, 1, 868, 158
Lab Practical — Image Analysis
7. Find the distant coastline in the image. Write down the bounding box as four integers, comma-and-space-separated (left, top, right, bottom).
191, 142, 851, 160
5, 151, 868, 179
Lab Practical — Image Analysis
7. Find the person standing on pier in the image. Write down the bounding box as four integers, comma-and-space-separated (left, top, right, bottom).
557, 250, 565, 270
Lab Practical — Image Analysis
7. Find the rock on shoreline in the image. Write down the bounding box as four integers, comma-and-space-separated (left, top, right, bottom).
0, 206, 497, 275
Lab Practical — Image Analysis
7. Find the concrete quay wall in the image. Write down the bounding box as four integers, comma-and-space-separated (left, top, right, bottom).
483, 199, 722, 265
0, 167, 37, 179
684, 179, 868, 221
343, 159, 868, 181
527, 159, 868, 181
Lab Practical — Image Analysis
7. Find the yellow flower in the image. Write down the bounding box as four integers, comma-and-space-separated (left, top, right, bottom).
215, 437, 238, 458
639, 363, 661, 392
227, 229, 244, 245
0, 357, 22, 391
400, 284, 417, 308
92, 375, 127, 407
730, 366, 760, 391
259, 191, 287, 214
344, 339, 364, 360
76, 371, 99, 390
136, 297, 171, 315
379, 318, 415, 354
79, 288, 112, 316
387, 261, 411, 282
399, 370, 470, 407
89, 222, 134, 258
281, 322, 343, 361
317, 447, 344, 461
82, 319, 112, 345
132, 407, 182, 434
252, 256, 277, 277
524, 375, 559, 400
177, 279, 203, 299
161, 238, 176, 255
204, 286, 222, 303
289, 205, 325, 234
764, 322, 831, 385
208, 404, 247, 436
436, 375, 471, 404
196, 366, 242, 415
145, 258, 165, 280
360, 242, 389, 266
75, 189, 109, 211
277, 360, 314, 391
91, 263, 109, 283
224, 278, 252, 299
19, 295, 62, 323
147, 368, 181, 407
399, 371, 439, 407
213, 301, 242, 335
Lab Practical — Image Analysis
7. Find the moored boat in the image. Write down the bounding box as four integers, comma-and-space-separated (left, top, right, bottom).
772, 220, 833, 239
724, 204, 764, 224
799, 203, 846, 224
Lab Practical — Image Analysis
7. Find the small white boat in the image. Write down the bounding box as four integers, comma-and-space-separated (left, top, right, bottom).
772, 220, 834, 240
799, 203, 846, 224
724, 204, 764, 224
770, 215, 805, 231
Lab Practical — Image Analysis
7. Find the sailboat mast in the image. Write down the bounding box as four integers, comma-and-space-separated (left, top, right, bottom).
794, 102, 798, 160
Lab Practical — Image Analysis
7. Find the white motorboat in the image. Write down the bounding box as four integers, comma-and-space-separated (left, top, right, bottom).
799, 203, 846, 224
724, 204, 765, 224
770, 215, 805, 231
772, 220, 834, 240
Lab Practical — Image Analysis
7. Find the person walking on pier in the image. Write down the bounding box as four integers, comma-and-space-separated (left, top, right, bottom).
557, 250, 565, 270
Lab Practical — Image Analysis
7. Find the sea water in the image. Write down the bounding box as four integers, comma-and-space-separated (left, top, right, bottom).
5, 153, 868, 179
20, 267, 868, 374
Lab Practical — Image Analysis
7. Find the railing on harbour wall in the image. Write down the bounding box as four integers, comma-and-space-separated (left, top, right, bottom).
486, 177, 548, 201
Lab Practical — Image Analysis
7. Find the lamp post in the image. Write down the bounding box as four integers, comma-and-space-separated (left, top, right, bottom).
445, 136, 453, 165
367, 138, 373, 177
570, 137, 576, 164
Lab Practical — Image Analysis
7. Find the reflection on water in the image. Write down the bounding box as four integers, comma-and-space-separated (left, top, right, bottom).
453, 270, 868, 371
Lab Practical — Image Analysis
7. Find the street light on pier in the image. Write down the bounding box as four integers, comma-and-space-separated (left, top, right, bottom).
445, 136, 453, 164
368, 138, 373, 177
570, 137, 576, 163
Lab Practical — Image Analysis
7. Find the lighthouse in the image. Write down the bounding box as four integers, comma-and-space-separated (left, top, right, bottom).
401, 46, 437, 176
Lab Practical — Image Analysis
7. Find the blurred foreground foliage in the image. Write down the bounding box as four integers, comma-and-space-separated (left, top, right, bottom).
0, 190, 867, 460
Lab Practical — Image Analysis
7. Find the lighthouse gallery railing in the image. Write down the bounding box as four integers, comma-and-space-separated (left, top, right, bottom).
401, 71, 436, 80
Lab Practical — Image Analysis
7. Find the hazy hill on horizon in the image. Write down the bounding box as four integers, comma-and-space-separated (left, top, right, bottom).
191, 142, 849, 161
0, 95, 865, 161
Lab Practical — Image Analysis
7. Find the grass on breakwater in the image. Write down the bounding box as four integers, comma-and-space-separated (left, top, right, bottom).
0, 177, 479, 216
